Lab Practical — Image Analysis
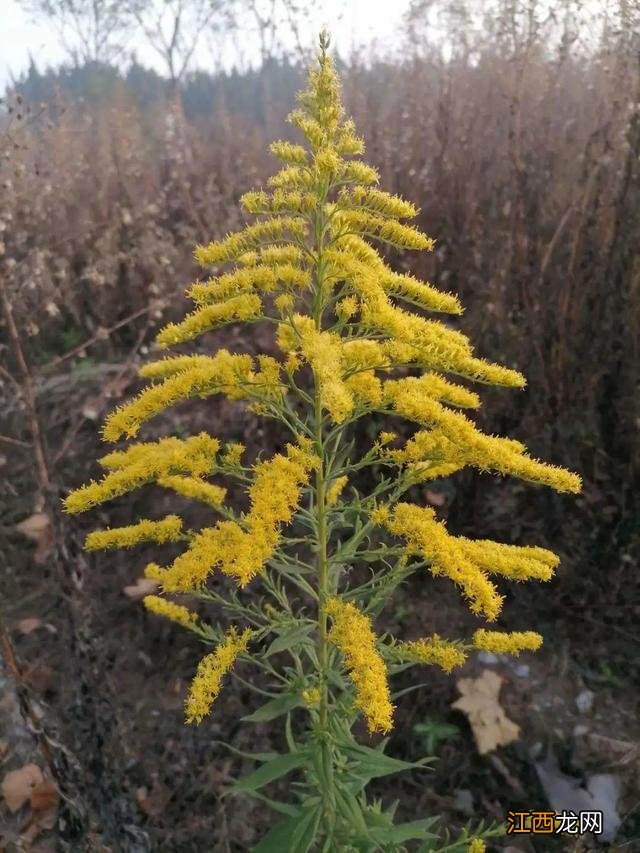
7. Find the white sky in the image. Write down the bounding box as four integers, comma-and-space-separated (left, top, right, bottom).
0, 0, 413, 89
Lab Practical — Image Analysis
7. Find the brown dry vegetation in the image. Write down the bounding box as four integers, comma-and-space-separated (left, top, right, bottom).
1, 2, 639, 850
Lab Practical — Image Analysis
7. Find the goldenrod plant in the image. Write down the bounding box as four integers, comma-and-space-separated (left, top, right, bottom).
64, 32, 580, 852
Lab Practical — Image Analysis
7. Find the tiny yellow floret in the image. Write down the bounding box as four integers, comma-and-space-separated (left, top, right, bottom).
302, 687, 321, 707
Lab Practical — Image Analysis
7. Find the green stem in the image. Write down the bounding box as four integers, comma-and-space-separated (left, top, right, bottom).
312, 195, 337, 846
314, 337, 337, 843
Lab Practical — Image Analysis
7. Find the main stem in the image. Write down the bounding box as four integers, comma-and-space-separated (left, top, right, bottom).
313, 199, 336, 844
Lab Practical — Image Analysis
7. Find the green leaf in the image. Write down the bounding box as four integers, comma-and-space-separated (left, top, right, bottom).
253, 804, 321, 853
213, 741, 279, 763
371, 818, 439, 844
344, 743, 432, 781
233, 751, 307, 793
335, 786, 369, 838
285, 710, 298, 753
242, 692, 301, 722
236, 787, 299, 817
265, 623, 314, 657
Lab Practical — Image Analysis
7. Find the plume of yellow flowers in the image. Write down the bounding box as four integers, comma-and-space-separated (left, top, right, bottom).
325, 598, 394, 734
143, 595, 198, 628
84, 515, 184, 551
185, 627, 252, 724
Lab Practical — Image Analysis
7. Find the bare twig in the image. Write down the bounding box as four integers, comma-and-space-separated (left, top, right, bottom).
39, 303, 152, 374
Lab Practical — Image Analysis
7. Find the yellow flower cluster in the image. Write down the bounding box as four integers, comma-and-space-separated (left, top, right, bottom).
185, 627, 252, 724
467, 841, 486, 853
156, 294, 262, 348
237, 244, 303, 268
240, 189, 317, 216
385, 382, 581, 493
385, 373, 481, 410
221, 443, 245, 467
383, 269, 462, 316
387, 504, 503, 620
144, 562, 165, 581
336, 186, 418, 220
143, 594, 198, 627
267, 53, 373, 199
195, 216, 307, 266
324, 245, 523, 386
158, 476, 226, 508
279, 316, 354, 423
335, 294, 359, 320
340, 161, 379, 185
325, 598, 394, 734
396, 635, 467, 673
268, 165, 314, 191
63, 433, 219, 513
369, 504, 391, 526
269, 140, 308, 165
161, 442, 318, 591
459, 538, 558, 581
302, 687, 321, 707
386, 504, 562, 620
326, 475, 348, 506
345, 371, 383, 408
332, 209, 435, 253
187, 263, 310, 307
473, 629, 543, 655
281, 314, 486, 424
102, 350, 283, 441
85, 515, 183, 551
61, 44, 580, 823
137, 354, 216, 380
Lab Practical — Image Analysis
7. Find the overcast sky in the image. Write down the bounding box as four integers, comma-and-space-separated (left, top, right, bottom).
0, 0, 413, 89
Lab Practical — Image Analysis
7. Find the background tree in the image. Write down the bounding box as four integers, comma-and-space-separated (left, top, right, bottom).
127, 0, 234, 90
18, 0, 133, 65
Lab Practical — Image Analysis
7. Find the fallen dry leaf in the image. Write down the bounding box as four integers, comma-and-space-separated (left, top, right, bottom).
30, 779, 59, 813
23, 664, 55, 694
81, 399, 102, 421
21, 802, 58, 845
15, 513, 50, 542
452, 669, 520, 754
2, 763, 44, 812
17, 617, 43, 635
123, 577, 159, 600
425, 490, 446, 507
34, 524, 54, 566
135, 779, 171, 818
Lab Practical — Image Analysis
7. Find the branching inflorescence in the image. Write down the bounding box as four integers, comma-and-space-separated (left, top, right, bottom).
64, 32, 580, 852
